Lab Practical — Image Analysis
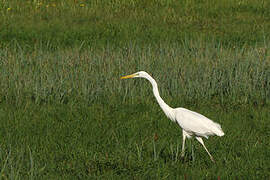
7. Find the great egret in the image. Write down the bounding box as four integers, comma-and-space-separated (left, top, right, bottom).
121, 71, 224, 163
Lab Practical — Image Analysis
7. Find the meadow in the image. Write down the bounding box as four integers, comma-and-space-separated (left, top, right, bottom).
0, 0, 270, 179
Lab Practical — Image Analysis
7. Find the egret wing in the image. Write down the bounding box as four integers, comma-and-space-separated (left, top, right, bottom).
174, 108, 224, 138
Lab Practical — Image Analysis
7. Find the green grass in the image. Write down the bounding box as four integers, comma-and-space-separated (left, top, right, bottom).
1, 0, 270, 48
0, 101, 269, 179
0, 0, 270, 179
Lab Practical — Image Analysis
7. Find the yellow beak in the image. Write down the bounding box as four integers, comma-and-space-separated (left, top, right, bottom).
120, 74, 137, 79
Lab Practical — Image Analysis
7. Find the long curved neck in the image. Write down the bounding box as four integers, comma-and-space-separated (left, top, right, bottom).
144, 74, 175, 120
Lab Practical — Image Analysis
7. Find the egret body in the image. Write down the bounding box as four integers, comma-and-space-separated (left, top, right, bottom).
121, 71, 224, 162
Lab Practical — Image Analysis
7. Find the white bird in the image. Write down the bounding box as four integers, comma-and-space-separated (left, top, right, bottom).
121, 71, 224, 163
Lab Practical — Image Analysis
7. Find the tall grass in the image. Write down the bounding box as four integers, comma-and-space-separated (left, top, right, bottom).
1, 40, 270, 107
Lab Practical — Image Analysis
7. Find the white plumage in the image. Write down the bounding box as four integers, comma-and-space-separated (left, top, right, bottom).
175, 108, 224, 138
121, 71, 224, 162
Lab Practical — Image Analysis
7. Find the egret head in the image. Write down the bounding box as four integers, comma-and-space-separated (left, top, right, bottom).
120, 71, 149, 79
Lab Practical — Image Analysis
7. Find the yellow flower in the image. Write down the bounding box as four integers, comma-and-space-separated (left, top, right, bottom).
80, 4, 85, 7
7, 7, 11, 11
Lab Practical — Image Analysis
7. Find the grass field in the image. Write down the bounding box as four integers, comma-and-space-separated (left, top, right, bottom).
1, 0, 270, 179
